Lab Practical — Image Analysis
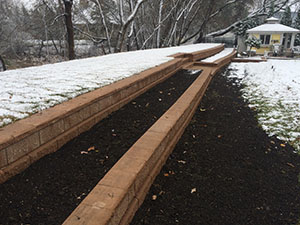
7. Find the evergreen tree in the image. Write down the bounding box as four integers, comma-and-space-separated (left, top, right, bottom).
294, 9, 300, 46
245, 36, 261, 56
234, 17, 259, 36
281, 6, 292, 26
268, 1, 275, 17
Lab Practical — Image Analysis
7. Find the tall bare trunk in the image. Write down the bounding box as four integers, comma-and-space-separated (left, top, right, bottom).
95, 0, 112, 53
63, 0, 75, 60
157, 0, 163, 48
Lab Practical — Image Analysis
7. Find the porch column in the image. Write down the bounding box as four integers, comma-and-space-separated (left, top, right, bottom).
279, 34, 283, 45
291, 34, 296, 48
284, 33, 289, 49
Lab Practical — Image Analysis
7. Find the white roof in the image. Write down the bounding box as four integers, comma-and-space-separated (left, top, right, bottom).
247, 23, 300, 33
266, 17, 280, 23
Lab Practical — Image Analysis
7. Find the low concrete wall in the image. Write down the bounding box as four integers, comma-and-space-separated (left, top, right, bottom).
0, 58, 186, 183
63, 50, 236, 225
0, 45, 224, 184
171, 44, 224, 61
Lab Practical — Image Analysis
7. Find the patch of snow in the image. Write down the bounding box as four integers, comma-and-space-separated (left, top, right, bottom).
227, 60, 300, 151
202, 48, 234, 63
0, 44, 219, 127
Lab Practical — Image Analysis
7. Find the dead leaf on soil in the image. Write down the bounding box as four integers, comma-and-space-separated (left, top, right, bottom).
178, 160, 186, 164
270, 141, 275, 144
287, 163, 295, 168
88, 146, 95, 151
159, 191, 165, 195
164, 173, 169, 177
80, 151, 88, 155
145, 103, 150, 107
152, 195, 157, 200
191, 188, 197, 193
217, 135, 222, 139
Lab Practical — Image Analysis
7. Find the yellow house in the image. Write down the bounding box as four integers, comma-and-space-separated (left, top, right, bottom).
246, 17, 300, 55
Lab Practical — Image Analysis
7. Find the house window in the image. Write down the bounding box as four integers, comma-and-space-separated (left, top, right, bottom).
260, 34, 271, 45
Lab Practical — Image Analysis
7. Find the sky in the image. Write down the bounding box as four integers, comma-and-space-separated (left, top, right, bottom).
18, 0, 35, 9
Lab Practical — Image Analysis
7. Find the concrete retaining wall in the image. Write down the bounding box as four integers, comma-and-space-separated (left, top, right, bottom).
0, 45, 225, 184
0, 58, 187, 183
63, 50, 236, 225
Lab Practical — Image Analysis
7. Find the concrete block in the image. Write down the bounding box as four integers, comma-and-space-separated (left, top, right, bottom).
28, 139, 57, 164
99, 169, 136, 206
0, 149, 7, 168
112, 156, 149, 193
119, 197, 139, 225
62, 203, 114, 225
57, 127, 79, 150
80, 184, 129, 223
64, 107, 91, 131
39, 119, 64, 145
77, 117, 96, 135
2, 155, 31, 180
6, 132, 40, 164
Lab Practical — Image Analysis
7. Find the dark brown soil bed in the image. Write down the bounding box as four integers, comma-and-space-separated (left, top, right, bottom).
131, 68, 300, 225
0, 70, 200, 225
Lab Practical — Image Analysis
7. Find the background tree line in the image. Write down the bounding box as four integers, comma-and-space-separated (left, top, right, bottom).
0, 0, 298, 68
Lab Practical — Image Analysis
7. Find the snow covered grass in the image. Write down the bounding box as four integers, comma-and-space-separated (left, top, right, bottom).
227, 60, 300, 152
0, 43, 219, 128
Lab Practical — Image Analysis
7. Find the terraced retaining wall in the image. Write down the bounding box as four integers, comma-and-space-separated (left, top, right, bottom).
63, 50, 237, 225
0, 44, 225, 184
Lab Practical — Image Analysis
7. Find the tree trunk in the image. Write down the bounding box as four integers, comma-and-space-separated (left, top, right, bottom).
157, 0, 163, 48
0, 55, 6, 71
63, 0, 75, 60
95, 0, 112, 53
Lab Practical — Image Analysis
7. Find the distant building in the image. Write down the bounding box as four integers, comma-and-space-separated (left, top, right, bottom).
246, 17, 300, 55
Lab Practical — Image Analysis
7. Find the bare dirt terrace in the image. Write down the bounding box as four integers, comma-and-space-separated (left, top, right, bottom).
1, 64, 300, 225
0, 69, 199, 224
131, 68, 300, 225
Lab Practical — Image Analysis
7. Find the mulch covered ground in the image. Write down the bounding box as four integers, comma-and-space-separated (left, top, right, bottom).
131, 68, 300, 225
1, 67, 300, 225
0, 70, 199, 224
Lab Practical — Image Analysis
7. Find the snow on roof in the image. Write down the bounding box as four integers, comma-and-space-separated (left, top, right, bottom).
0, 43, 220, 127
247, 23, 300, 33
266, 17, 280, 23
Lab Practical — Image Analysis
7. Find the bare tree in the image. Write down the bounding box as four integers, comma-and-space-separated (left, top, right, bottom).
0, 55, 6, 71
62, 0, 75, 59
205, 0, 294, 38
115, 0, 148, 52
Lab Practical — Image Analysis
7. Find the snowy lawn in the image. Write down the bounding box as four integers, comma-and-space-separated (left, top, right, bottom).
0, 44, 220, 128
227, 60, 300, 152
